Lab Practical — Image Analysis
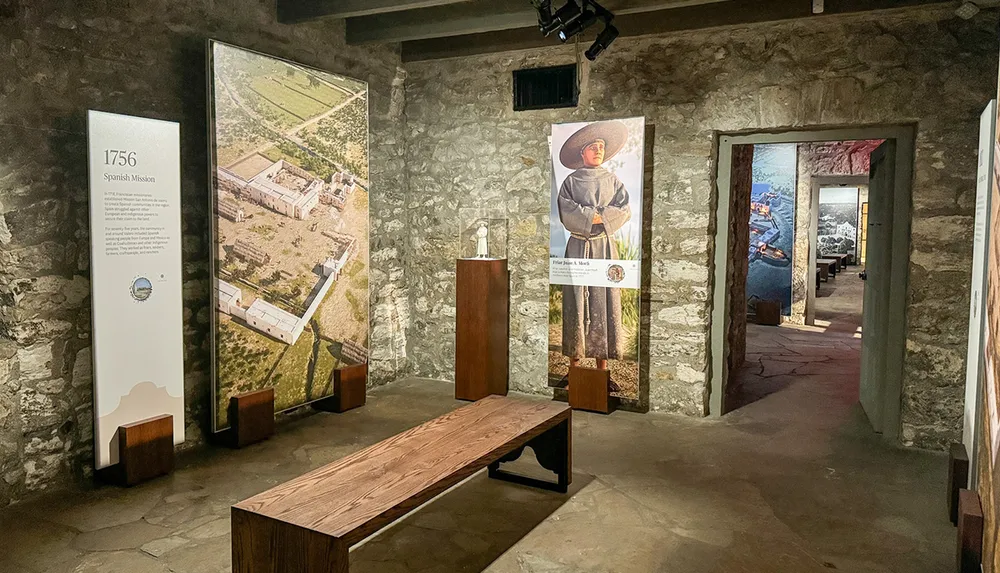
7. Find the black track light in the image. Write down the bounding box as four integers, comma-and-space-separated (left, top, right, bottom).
585, 23, 618, 60
534, 0, 553, 27
558, 8, 597, 42
540, 0, 582, 37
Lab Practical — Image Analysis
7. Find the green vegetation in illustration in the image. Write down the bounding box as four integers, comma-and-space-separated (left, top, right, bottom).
210, 41, 370, 431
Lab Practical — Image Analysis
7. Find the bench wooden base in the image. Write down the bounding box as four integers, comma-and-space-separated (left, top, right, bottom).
96, 414, 174, 487
488, 418, 571, 493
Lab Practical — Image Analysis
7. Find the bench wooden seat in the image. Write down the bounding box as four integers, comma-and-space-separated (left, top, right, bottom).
232, 396, 572, 573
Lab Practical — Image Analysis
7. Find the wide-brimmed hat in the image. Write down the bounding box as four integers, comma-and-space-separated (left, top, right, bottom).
558, 120, 629, 170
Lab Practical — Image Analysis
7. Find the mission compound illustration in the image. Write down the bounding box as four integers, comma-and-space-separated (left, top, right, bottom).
209, 41, 370, 430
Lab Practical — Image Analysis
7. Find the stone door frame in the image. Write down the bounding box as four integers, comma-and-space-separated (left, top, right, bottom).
709, 125, 915, 445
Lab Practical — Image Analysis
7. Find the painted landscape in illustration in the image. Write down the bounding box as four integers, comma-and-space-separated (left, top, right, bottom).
209, 42, 369, 430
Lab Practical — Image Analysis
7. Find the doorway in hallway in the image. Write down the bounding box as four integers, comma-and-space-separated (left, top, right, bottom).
711, 127, 914, 443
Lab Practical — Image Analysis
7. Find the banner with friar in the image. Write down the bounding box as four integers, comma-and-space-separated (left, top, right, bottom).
548, 117, 645, 401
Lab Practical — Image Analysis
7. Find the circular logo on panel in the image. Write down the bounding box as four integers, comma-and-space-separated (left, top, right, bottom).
130, 277, 153, 302
606, 264, 625, 284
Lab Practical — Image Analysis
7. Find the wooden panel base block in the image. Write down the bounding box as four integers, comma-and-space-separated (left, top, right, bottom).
313, 364, 367, 413
229, 388, 275, 448
455, 258, 509, 401
957, 489, 983, 573
568, 366, 617, 414
97, 414, 175, 486
948, 443, 970, 525
755, 300, 781, 326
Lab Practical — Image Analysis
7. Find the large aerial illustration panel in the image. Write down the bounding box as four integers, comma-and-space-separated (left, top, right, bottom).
208, 41, 370, 431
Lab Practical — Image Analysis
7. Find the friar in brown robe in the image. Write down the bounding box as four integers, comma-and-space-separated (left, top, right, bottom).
557, 120, 632, 368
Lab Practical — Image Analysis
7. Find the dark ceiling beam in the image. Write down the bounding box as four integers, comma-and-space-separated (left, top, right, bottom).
347, 0, 732, 45
277, 0, 472, 24
401, 0, 954, 62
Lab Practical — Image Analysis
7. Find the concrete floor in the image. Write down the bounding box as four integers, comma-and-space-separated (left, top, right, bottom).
0, 271, 955, 572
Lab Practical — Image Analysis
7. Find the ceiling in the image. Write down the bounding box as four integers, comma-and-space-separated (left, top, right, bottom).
276, 0, 958, 62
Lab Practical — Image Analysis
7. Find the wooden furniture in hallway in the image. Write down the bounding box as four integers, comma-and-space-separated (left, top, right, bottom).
231, 396, 572, 573
830, 253, 849, 270
816, 263, 829, 282
817, 258, 838, 277
455, 258, 510, 401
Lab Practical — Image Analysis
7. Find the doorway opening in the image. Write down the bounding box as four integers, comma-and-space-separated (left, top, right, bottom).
710, 127, 915, 443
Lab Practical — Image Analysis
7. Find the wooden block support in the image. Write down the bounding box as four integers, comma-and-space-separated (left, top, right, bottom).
97, 414, 174, 486
455, 258, 509, 401
948, 443, 970, 525
229, 388, 275, 448
568, 366, 618, 414
817, 264, 829, 282
957, 489, 983, 573
313, 364, 367, 413
755, 300, 781, 326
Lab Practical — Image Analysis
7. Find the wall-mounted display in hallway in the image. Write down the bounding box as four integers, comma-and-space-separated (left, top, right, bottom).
747, 143, 797, 316
980, 93, 1000, 571
86, 110, 185, 469
207, 41, 370, 432
547, 117, 645, 401
817, 187, 860, 259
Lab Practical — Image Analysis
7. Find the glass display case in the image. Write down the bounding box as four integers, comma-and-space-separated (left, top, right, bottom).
458, 207, 507, 260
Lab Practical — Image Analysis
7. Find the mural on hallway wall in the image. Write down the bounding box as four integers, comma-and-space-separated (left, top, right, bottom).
207, 41, 370, 432
547, 117, 645, 401
747, 144, 797, 316
817, 187, 860, 259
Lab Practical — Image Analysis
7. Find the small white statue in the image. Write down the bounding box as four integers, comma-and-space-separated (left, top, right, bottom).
474, 222, 489, 258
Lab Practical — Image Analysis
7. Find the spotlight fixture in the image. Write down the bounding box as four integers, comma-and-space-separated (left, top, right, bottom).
532, 0, 620, 60
539, 0, 582, 37
585, 23, 618, 60
558, 8, 598, 42
533, 0, 553, 28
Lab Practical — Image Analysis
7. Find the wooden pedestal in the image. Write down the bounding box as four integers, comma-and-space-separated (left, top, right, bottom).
229, 388, 275, 448
755, 300, 781, 326
568, 366, 617, 414
455, 258, 509, 401
97, 414, 174, 486
948, 443, 970, 525
957, 489, 983, 573
313, 364, 367, 413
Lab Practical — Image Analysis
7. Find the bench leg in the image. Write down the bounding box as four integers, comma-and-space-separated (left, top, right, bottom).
488, 416, 572, 493
233, 507, 349, 572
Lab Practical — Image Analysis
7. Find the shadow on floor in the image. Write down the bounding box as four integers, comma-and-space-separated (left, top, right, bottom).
351, 469, 593, 573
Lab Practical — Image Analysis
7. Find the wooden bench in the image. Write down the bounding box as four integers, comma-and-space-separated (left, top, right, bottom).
830, 253, 849, 270
231, 396, 572, 573
817, 258, 838, 277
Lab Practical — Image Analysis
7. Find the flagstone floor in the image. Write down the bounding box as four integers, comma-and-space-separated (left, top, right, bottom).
0, 269, 956, 573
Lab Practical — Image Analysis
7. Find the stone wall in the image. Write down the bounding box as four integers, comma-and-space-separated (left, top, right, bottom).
789, 140, 882, 324
403, 6, 998, 444
726, 145, 753, 375
0, 0, 410, 505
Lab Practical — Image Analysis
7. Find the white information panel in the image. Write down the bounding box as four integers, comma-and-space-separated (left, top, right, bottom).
964, 100, 996, 477
87, 110, 185, 469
